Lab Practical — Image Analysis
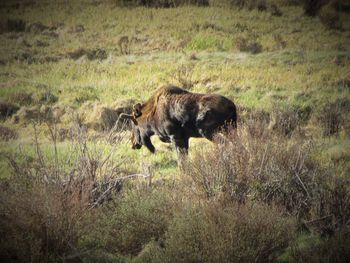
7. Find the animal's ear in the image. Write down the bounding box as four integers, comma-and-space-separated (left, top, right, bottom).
133, 103, 142, 118
119, 113, 138, 125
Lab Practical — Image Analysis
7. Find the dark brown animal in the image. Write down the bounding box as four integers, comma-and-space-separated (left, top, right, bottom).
121, 85, 237, 154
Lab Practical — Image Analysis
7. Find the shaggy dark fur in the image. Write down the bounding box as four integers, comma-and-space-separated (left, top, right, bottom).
122, 85, 237, 154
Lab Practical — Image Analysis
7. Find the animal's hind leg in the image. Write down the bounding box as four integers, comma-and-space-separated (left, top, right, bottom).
172, 136, 189, 169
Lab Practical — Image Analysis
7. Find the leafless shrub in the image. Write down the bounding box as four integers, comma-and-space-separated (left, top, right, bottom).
315, 98, 349, 136
184, 122, 349, 233
269, 104, 303, 136
0, 122, 128, 261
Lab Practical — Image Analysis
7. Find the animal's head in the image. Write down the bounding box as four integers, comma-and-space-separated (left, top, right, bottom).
120, 103, 143, 150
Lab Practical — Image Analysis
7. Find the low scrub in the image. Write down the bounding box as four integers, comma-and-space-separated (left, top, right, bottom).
315, 97, 349, 136
183, 123, 350, 234
0, 124, 126, 262
80, 189, 174, 257
160, 202, 296, 262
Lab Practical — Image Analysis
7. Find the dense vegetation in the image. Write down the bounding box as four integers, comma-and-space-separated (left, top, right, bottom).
0, 0, 349, 262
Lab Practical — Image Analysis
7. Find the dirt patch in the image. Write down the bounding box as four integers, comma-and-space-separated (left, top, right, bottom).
0, 125, 18, 141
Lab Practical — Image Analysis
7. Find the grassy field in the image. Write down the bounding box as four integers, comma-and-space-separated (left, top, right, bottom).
0, 0, 349, 262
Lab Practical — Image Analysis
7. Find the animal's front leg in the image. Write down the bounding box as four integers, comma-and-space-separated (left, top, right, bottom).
142, 136, 155, 153
173, 137, 189, 155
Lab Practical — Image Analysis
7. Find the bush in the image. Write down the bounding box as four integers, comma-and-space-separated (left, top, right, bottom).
0, 124, 126, 261
268, 103, 308, 136
319, 4, 343, 30
162, 202, 296, 262
315, 98, 349, 136
81, 189, 173, 256
183, 123, 350, 233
